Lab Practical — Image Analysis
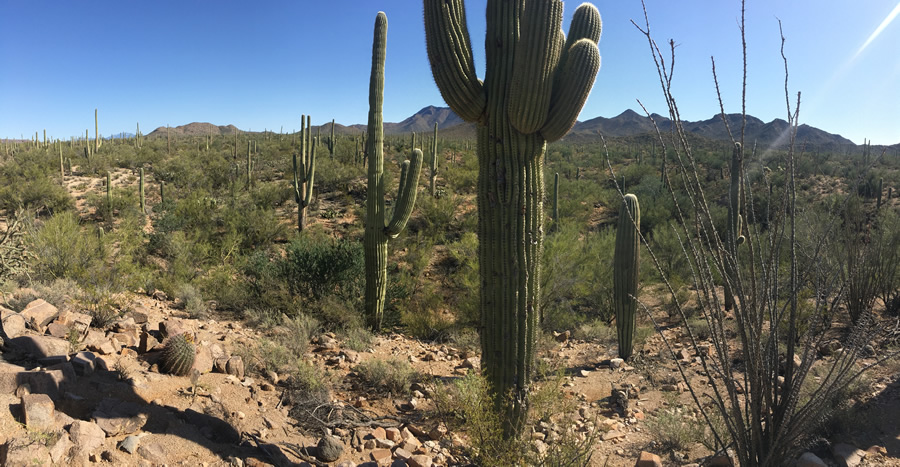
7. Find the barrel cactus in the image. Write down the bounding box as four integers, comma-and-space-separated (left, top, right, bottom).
424, 0, 601, 435
614, 194, 640, 360
364, 12, 423, 332
160, 332, 196, 376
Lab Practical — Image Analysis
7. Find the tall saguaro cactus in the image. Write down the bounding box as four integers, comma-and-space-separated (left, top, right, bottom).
94, 109, 100, 153
364, 12, 423, 332
424, 0, 601, 435
292, 115, 317, 232
725, 142, 744, 311
614, 194, 640, 360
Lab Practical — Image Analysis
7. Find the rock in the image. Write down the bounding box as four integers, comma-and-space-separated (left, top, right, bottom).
393, 447, 413, 459
385, 427, 403, 442
118, 435, 141, 454
460, 357, 479, 369
555, 330, 570, 343
796, 452, 827, 467
635, 451, 663, 467
21, 299, 59, 333
159, 319, 186, 340
428, 423, 447, 440
316, 436, 344, 463
137, 439, 168, 464
2, 312, 27, 338
408, 454, 433, 467
22, 393, 55, 430
49, 433, 73, 463
193, 344, 214, 374
71, 351, 98, 376
47, 322, 72, 338
707, 455, 734, 466
610, 358, 625, 369
0, 365, 67, 399
370, 448, 392, 465
226, 356, 245, 379
677, 349, 692, 361
68, 420, 106, 456
375, 438, 395, 449
336, 462, 356, 467
93, 399, 147, 436
1, 441, 53, 465
10, 334, 70, 359
370, 427, 387, 440
138, 327, 160, 353
601, 430, 625, 441
832, 443, 865, 467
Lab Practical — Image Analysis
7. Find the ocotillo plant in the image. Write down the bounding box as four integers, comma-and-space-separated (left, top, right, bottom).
614, 194, 640, 360
139, 168, 145, 214
424, 0, 601, 435
725, 142, 744, 311
292, 115, 316, 232
430, 122, 438, 196
365, 12, 423, 332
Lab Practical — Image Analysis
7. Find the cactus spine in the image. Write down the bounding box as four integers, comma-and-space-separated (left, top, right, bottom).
160, 333, 196, 376
725, 142, 744, 311
614, 194, 640, 360
292, 115, 316, 232
430, 122, 438, 196
139, 168, 145, 214
424, 0, 601, 435
364, 12, 423, 332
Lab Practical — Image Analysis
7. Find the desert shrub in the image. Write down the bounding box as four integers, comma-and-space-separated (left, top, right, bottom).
175, 283, 206, 319
28, 211, 104, 284
0, 157, 73, 215
354, 358, 419, 395
280, 234, 364, 302
444, 232, 479, 325
646, 401, 706, 451
337, 325, 373, 352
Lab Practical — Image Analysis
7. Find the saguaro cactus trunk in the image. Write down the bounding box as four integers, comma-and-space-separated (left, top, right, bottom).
424, 0, 601, 436
614, 194, 640, 360
293, 115, 316, 232
364, 12, 423, 332
430, 122, 439, 196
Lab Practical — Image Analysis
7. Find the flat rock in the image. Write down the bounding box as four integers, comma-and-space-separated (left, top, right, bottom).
137, 439, 168, 464
71, 351, 98, 376
0, 366, 67, 399
49, 433, 73, 463
832, 443, 866, 467
93, 399, 147, 436
21, 299, 59, 333
10, 334, 70, 359
636, 451, 663, 467
118, 435, 141, 454
407, 455, 433, 467
1, 441, 53, 465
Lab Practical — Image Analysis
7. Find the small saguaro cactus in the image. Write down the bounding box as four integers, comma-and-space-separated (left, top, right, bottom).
725, 142, 744, 311
424, 0, 601, 436
614, 194, 640, 360
328, 119, 336, 158
430, 122, 438, 196
94, 108, 100, 152
292, 115, 317, 232
364, 12, 424, 332
160, 333, 196, 376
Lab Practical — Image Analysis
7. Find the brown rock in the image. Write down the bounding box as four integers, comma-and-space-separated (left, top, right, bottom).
214, 357, 230, 373
385, 427, 403, 442
408, 454, 433, 467
601, 430, 625, 441
393, 447, 413, 459
555, 330, 571, 343
0, 366, 67, 399
1, 312, 27, 338
93, 399, 147, 436
10, 334, 70, 359
21, 299, 59, 333
369, 426, 387, 440
2, 441, 53, 465
68, 420, 106, 456
192, 344, 214, 374
49, 433, 73, 463
71, 351, 98, 376
138, 327, 160, 353
22, 393, 55, 430
428, 422, 447, 441
137, 439, 168, 464
225, 356, 244, 379
370, 448, 392, 464
832, 443, 866, 467
635, 451, 663, 467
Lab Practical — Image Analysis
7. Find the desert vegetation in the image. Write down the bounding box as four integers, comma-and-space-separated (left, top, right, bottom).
1, 2, 899, 466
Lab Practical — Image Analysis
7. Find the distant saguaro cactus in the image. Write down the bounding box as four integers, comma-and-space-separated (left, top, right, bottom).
430, 122, 438, 196
95, 109, 100, 152
614, 194, 640, 360
423, 0, 601, 436
139, 168, 145, 214
292, 115, 316, 232
364, 12, 423, 331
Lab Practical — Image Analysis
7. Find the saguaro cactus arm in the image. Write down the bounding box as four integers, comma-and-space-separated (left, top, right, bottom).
423, 0, 486, 122
386, 149, 423, 238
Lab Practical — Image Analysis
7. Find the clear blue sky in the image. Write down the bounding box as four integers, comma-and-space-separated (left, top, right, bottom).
1, 1, 898, 145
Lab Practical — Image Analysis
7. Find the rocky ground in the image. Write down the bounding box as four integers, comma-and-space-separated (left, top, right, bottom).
1, 288, 898, 467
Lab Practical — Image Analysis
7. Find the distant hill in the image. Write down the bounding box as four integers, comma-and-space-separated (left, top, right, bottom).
139, 106, 869, 148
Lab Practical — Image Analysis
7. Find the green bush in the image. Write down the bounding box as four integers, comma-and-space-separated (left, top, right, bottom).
28, 211, 104, 283
354, 358, 419, 395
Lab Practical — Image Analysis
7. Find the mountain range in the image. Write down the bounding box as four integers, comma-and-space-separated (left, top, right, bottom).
146, 106, 867, 148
